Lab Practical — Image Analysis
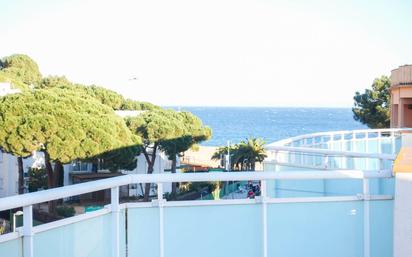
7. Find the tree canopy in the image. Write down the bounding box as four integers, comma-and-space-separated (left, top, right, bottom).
0, 53, 157, 177
0, 54, 42, 88
126, 109, 186, 144
126, 109, 211, 200
39, 75, 159, 111
352, 76, 390, 129
159, 111, 211, 161
93, 145, 141, 172
0, 88, 139, 160
0, 88, 140, 190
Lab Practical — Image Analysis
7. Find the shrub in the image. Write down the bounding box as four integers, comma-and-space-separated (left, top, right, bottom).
28, 168, 48, 192
55, 205, 75, 217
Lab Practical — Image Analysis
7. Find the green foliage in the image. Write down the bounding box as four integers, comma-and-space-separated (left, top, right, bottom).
0, 88, 138, 162
353, 76, 390, 129
120, 98, 159, 111
0, 54, 155, 178
0, 54, 42, 88
85, 85, 125, 110
160, 111, 211, 160
28, 167, 48, 192
212, 138, 267, 171
0, 53, 159, 111
0, 72, 28, 90
39, 77, 124, 109
94, 145, 141, 172
127, 109, 211, 165
55, 205, 75, 217
39, 76, 159, 111
126, 109, 186, 145
211, 145, 237, 162
39, 76, 73, 89
234, 138, 267, 170
164, 181, 222, 200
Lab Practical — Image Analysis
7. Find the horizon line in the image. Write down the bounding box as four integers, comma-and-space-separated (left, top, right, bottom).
162, 105, 354, 109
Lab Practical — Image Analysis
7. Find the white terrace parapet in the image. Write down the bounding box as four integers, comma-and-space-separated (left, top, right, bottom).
0, 170, 394, 257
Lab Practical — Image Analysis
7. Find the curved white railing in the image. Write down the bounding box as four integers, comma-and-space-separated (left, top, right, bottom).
265, 128, 412, 171
267, 128, 412, 148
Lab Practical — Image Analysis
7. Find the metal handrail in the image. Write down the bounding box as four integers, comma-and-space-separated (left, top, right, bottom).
265, 146, 396, 160
0, 170, 392, 212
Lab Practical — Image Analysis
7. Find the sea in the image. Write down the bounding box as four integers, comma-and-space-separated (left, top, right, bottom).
171, 107, 366, 147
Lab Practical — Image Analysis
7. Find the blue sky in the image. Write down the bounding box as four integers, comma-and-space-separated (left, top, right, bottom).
1, 0, 411, 107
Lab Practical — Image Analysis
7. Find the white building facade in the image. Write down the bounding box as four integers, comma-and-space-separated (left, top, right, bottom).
0, 82, 20, 96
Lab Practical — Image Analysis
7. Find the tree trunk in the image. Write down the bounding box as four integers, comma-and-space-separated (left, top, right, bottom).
54, 161, 64, 187
142, 145, 157, 202
91, 161, 98, 173
44, 151, 54, 189
44, 151, 58, 213
53, 161, 64, 206
143, 163, 154, 201
17, 157, 24, 194
171, 155, 177, 197
53, 161, 64, 188
139, 183, 145, 197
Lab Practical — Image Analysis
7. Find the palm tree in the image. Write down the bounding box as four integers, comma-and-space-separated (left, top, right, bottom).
211, 145, 237, 170
212, 138, 267, 171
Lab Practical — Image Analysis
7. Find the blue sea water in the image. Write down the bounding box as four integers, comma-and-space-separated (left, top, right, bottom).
172, 107, 366, 146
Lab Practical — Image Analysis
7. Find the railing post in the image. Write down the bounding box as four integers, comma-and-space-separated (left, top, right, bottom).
365, 133, 369, 171
323, 155, 329, 169
23, 205, 33, 257
341, 133, 346, 168
157, 183, 165, 257
363, 179, 370, 257
261, 180, 268, 257
377, 132, 382, 154
391, 131, 396, 154
272, 151, 279, 198
111, 187, 120, 257
329, 135, 334, 151
341, 133, 345, 150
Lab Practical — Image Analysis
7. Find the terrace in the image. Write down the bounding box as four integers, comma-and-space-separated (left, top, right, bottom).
0, 128, 411, 257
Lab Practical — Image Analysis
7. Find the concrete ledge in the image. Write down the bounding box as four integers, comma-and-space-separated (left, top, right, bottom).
394, 172, 412, 257
393, 147, 412, 173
